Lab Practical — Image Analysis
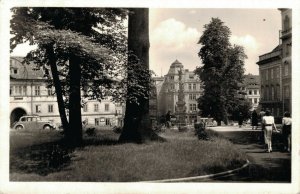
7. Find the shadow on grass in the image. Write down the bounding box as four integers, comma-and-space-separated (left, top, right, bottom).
10, 133, 121, 177
221, 158, 291, 182
10, 139, 75, 176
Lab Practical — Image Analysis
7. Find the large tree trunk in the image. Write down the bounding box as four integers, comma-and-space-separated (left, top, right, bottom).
46, 45, 69, 132
66, 55, 83, 146
119, 8, 164, 143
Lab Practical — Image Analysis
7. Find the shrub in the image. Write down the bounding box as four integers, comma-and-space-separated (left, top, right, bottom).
113, 126, 122, 134
194, 122, 209, 140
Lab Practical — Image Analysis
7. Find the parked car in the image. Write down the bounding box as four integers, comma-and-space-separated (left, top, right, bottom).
13, 115, 56, 130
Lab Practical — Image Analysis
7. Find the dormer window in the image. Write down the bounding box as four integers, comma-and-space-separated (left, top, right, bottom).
11, 67, 18, 75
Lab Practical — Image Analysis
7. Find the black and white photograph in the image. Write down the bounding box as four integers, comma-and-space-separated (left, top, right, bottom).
0, 1, 299, 194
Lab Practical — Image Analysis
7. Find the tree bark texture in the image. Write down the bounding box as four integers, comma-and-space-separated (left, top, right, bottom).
46, 45, 69, 132
66, 55, 83, 146
119, 8, 164, 143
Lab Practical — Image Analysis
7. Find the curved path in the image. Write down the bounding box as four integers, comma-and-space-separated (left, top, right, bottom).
206, 126, 291, 182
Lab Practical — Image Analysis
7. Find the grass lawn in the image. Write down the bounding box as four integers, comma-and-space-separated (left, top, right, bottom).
10, 129, 247, 182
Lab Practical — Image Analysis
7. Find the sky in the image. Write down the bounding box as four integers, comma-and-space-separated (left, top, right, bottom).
149, 8, 281, 76
11, 8, 282, 76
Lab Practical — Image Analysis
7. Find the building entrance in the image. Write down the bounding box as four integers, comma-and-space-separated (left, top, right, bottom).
10, 108, 27, 127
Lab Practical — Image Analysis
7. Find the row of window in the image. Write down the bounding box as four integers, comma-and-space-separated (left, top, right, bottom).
34, 103, 120, 114
35, 104, 54, 113
261, 85, 290, 101
169, 74, 195, 80
169, 83, 200, 91
261, 64, 290, 82
82, 103, 111, 112
248, 89, 259, 95
188, 94, 197, 100
10, 85, 55, 96
189, 104, 197, 111
248, 98, 259, 104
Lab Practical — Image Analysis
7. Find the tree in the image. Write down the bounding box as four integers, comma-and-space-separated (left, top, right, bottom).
10, 8, 128, 146
118, 8, 164, 143
195, 18, 247, 125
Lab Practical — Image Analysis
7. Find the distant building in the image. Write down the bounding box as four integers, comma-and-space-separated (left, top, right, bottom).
10, 57, 124, 128
154, 60, 202, 124
257, 9, 292, 118
239, 74, 261, 111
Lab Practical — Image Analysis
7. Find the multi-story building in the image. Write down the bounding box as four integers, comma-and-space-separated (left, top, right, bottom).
239, 74, 261, 111
256, 9, 292, 118
10, 57, 124, 128
279, 8, 292, 114
155, 60, 202, 124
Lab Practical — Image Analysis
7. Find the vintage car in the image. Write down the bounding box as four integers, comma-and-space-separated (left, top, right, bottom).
13, 115, 56, 130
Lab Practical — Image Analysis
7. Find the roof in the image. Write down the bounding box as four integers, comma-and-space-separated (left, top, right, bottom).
168, 59, 184, 75
10, 57, 45, 80
170, 59, 183, 68
243, 74, 260, 87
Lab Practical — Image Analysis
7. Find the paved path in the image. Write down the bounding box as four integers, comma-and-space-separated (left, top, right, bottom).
206, 126, 291, 182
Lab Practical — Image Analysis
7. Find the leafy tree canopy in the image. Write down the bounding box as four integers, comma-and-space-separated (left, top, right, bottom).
195, 17, 248, 124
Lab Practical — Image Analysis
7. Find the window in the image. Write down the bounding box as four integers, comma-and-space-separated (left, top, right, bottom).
265, 86, 269, 100
270, 69, 274, 79
170, 84, 175, 90
189, 104, 197, 111
284, 63, 289, 76
249, 90, 252, 95
105, 104, 109, 111
170, 76, 174, 80
265, 70, 268, 81
47, 87, 54, 96
189, 75, 194, 79
83, 104, 88, 112
193, 83, 196, 90
276, 67, 280, 79
48, 105, 53, 113
271, 86, 274, 100
105, 118, 110, 126
188, 84, 192, 90
276, 85, 280, 99
189, 94, 196, 100
34, 86, 40, 96
284, 15, 290, 31
11, 67, 18, 74
95, 118, 100, 126
254, 98, 258, 104
284, 86, 290, 98
94, 104, 99, 112
254, 90, 257, 95
35, 105, 41, 113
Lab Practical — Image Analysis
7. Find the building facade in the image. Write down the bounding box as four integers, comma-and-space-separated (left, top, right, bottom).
155, 60, 202, 124
257, 9, 292, 118
10, 57, 124, 128
239, 74, 261, 111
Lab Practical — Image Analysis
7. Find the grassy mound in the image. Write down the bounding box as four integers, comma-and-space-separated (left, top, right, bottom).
10, 129, 247, 182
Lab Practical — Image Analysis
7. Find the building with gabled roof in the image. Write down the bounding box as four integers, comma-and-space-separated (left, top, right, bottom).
9, 57, 124, 128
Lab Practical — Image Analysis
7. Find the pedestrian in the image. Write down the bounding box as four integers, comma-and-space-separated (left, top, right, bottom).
282, 111, 292, 152
251, 110, 258, 130
165, 110, 171, 128
262, 110, 278, 153
238, 112, 243, 128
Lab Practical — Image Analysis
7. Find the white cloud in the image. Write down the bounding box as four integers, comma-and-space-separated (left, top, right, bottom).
151, 18, 200, 51
230, 35, 261, 74
150, 18, 201, 75
230, 34, 260, 53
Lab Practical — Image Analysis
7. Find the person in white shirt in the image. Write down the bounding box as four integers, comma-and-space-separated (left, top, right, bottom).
282, 112, 292, 152
262, 110, 278, 153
